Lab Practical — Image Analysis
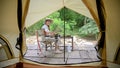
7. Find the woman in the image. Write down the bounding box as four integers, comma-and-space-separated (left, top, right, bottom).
41, 18, 62, 53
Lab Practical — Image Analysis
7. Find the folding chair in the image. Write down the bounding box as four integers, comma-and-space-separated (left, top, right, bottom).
36, 30, 54, 57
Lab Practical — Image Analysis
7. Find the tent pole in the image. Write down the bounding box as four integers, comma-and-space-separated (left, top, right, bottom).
63, 7, 66, 62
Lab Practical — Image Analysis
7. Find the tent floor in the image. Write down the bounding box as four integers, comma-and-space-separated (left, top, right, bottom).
24, 42, 101, 64
5, 62, 107, 68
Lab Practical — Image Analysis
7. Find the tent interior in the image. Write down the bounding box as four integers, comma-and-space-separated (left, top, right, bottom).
0, 0, 120, 68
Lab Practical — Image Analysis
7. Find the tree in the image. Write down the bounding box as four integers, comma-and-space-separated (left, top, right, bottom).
58, 7, 85, 28
26, 7, 99, 40
79, 19, 99, 39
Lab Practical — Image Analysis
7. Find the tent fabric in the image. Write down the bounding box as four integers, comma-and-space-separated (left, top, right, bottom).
96, 0, 106, 48
16, 0, 30, 57
96, 0, 106, 65
22, 0, 30, 28
25, 0, 63, 27
15, 0, 23, 60
22, 0, 30, 55
64, 0, 93, 19
25, 0, 94, 27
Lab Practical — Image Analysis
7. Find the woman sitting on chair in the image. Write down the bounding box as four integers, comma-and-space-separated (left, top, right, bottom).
41, 18, 62, 53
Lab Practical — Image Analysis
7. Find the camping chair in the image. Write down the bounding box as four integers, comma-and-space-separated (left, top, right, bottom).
36, 29, 54, 57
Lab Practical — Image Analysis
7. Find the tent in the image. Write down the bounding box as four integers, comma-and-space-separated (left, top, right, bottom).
25, 0, 97, 27
0, 0, 120, 68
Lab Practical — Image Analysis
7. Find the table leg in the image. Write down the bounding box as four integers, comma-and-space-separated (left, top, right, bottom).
72, 37, 73, 51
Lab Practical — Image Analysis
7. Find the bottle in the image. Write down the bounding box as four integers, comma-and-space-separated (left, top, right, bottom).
67, 45, 71, 52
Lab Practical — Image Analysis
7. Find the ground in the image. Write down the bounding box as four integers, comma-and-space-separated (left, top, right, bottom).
24, 36, 100, 64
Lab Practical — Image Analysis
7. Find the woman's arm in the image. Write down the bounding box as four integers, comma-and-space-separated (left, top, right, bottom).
46, 31, 55, 36
42, 29, 55, 36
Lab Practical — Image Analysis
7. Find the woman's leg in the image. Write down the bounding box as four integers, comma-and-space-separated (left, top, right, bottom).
55, 37, 62, 50
46, 37, 62, 53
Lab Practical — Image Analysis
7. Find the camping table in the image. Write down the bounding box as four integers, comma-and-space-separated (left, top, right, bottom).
61, 36, 74, 51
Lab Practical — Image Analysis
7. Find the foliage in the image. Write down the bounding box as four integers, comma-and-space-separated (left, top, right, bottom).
26, 8, 99, 39
79, 20, 99, 38
26, 20, 44, 36
59, 8, 85, 28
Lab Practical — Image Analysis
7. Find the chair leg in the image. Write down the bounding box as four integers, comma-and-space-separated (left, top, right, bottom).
50, 43, 53, 51
45, 44, 47, 51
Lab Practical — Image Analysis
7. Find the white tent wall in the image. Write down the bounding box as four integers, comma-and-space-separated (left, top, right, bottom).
0, 0, 19, 57
64, 0, 94, 19
104, 0, 120, 63
25, 0, 64, 27
0, 0, 20, 67
25, 0, 93, 27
